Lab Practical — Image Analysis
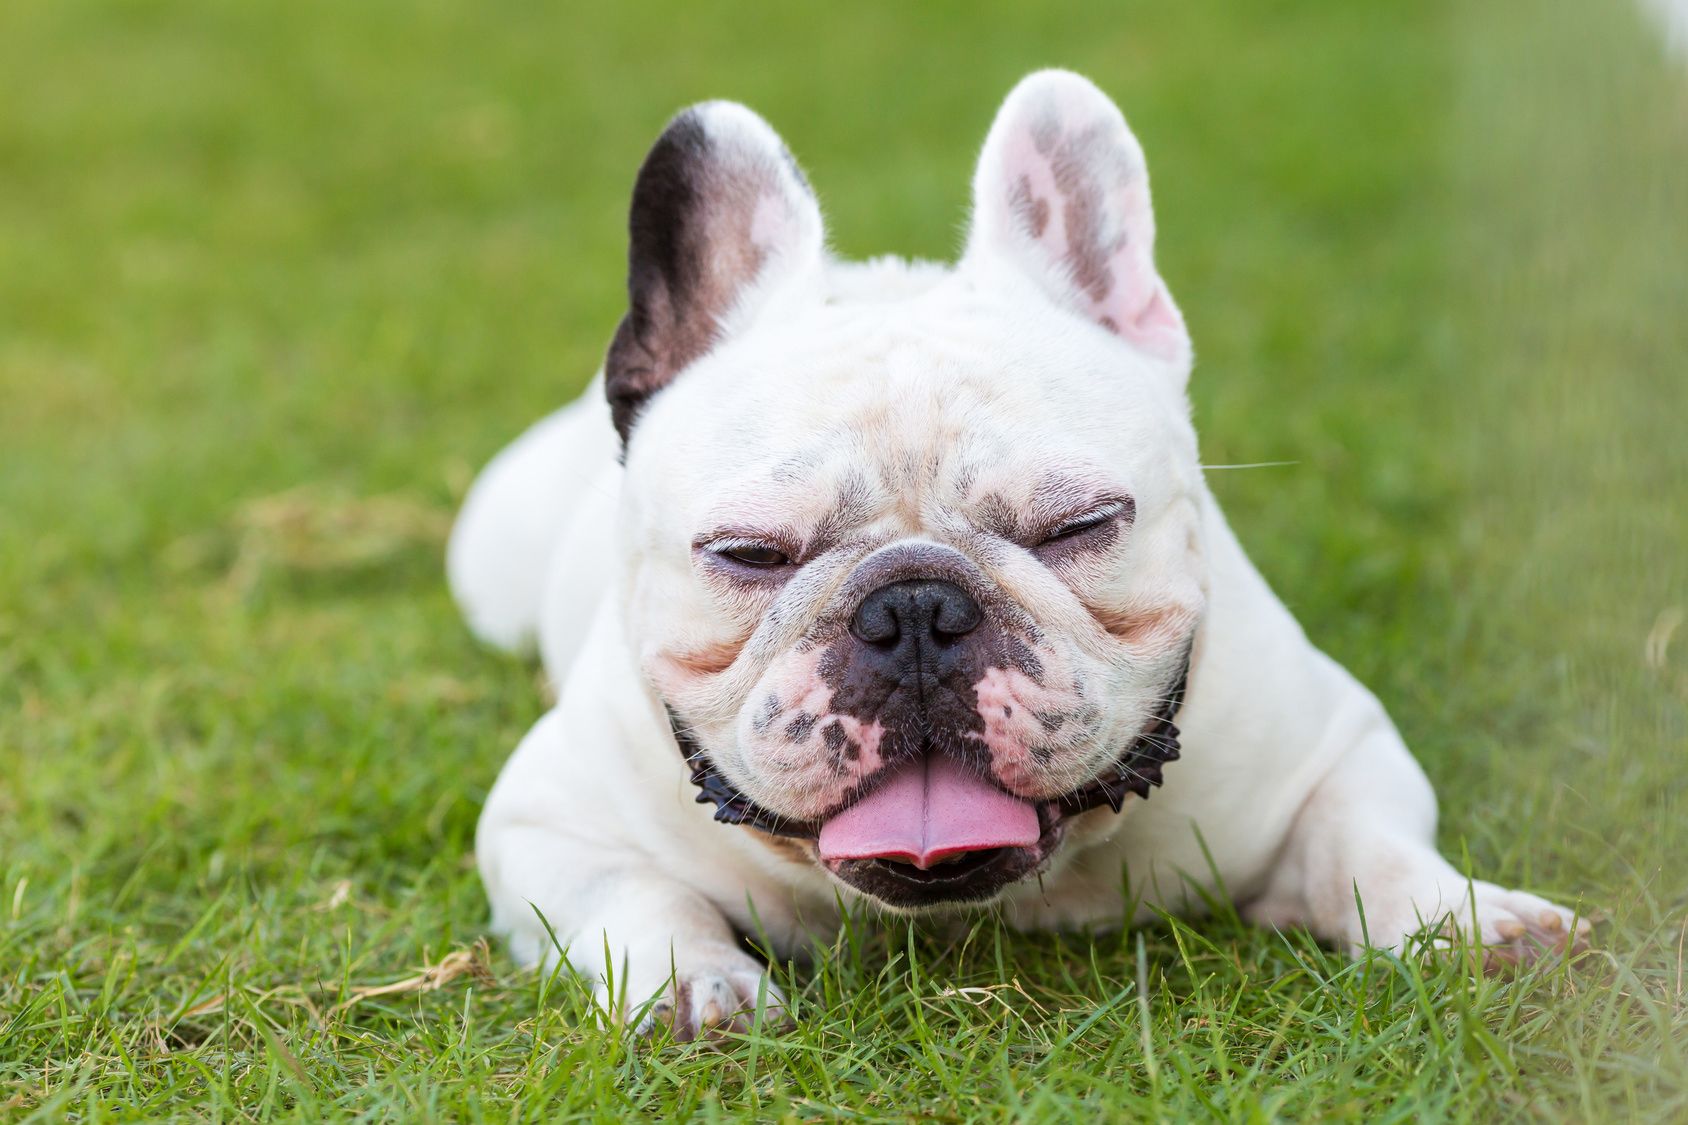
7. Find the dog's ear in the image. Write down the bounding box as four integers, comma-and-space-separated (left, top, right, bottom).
963, 70, 1189, 370
604, 102, 825, 443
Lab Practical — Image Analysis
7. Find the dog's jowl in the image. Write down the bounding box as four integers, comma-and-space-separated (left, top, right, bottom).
447, 70, 1589, 1041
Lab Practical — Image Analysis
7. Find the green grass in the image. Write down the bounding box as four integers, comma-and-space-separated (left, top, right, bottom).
2, 0, 1685, 1119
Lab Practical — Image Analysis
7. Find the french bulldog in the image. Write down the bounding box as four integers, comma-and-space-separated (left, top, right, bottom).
447, 70, 1589, 1040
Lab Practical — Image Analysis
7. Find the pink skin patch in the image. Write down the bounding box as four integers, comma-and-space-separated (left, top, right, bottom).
739, 647, 887, 820
970, 659, 1091, 795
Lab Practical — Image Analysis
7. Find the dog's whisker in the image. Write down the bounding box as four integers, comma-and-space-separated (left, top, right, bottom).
1200, 460, 1300, 471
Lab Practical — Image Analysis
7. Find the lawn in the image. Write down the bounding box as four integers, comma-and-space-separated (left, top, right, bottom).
2, 0, 1685, 1119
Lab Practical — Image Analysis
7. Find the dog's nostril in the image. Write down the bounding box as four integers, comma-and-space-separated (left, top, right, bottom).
931, 592, 982, 640
852, 598, 901, 646
849, 579, 983, 648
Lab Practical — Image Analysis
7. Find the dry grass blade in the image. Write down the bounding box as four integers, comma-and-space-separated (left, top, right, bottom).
180, 993, 228, 1019
334, 941, 493, 1014
933, 978, 1049, 1016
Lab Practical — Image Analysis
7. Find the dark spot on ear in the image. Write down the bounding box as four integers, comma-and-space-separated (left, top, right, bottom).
785, 712, 818, 743
1023, 116, 1131, 310
1008, 174, 1051, 239
1002, 705, 1013, 718
604, 111, 718, 442
1049, 125, 1124, 306
603, 107, 808, 444
1030, 114, 1062, 158
1098, 315, 1120, 335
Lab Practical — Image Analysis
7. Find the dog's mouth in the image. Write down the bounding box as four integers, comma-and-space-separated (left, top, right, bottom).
671, 648, 1190, 909
816, 752, 1043, 867
821, 793, 1069, 909
812, 751, 1055, 908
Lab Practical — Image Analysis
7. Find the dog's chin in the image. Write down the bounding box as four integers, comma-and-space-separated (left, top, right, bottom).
821, 804, 1068, 911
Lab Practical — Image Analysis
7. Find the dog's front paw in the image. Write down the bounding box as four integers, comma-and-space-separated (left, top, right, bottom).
1362, 877, 1594, 973
1434, 881, 1594, 973
602, 940, 790, 1042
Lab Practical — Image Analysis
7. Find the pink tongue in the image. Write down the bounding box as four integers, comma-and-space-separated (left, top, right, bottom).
817, 755, 1040, 869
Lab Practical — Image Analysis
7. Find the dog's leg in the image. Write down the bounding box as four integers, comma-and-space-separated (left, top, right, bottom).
477, 710, 788, 1039
1244, 686, 1592, 970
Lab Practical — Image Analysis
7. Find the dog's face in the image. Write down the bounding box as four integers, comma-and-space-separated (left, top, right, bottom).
606, 72, 1206, 910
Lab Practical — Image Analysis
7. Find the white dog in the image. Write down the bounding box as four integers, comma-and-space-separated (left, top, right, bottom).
448, 71, 1588, 1040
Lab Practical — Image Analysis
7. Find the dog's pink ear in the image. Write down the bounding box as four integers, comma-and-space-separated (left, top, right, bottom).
605, 102, 825, 443
964, 70, 1188, 367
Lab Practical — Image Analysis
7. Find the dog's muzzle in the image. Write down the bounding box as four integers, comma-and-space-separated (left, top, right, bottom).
668, 634, 1191, 907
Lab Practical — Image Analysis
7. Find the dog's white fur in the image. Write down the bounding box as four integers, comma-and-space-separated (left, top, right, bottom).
450, 72, 1585, 1039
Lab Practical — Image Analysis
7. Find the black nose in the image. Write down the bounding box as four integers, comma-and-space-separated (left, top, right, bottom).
850, 579, 983, 651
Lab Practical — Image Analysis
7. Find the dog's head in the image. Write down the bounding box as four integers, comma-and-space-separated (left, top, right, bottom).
607, 71, 1206, 910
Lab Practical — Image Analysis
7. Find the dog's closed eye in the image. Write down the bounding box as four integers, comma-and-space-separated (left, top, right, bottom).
697, 536, 796, 577
1032, 498, 1134, 560
716, 543, 789, 568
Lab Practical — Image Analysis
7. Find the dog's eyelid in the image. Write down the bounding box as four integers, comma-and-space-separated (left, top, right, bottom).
694, 527, 792, 552
1042, 497, 1133, 541
694, 533, 799, 571
700, 534, 775, 552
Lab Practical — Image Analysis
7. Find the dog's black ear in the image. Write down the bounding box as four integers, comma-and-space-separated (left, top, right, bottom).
964, 70, 1189, 373
605, 102, 825, 443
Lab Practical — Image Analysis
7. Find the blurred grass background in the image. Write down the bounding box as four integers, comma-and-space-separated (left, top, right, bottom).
1, 0, 1684, 1119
